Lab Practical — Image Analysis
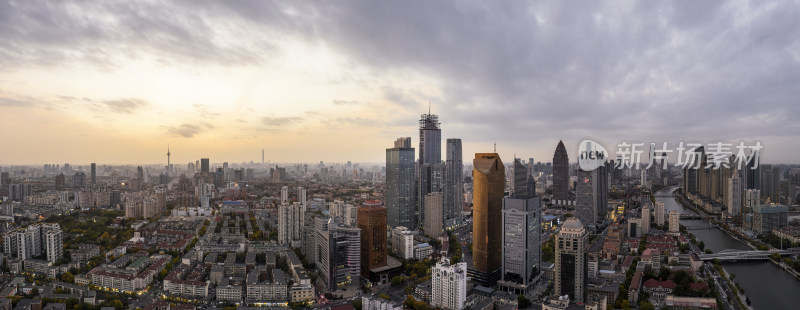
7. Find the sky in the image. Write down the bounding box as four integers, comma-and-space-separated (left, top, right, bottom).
2, 0, 800, 166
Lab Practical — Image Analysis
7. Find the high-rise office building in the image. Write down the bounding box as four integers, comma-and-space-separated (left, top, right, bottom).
752, 204, 788, 235
90, 163, 97, 185
470, 153, 504, 286
744, 189, 760, 213
760, 165, 781, 203
358, 201, 388, 278
315, 218, 361, 291
728, 174, 742, 216
386, 137, 416, 229
0, 172, 9, 187
552, 141, 570, 202
510, 158, 536, 197
281, 186, 289, 204
432, 258, 467, 310
200, 158, 210, 173
419, 112, 442, 166
278, 202, 305, 247
424, 192, 444, 238
574, 166, 608, 231
654, 200, 665, 227
555, 217, 588, 303
418, 112, 443, 229
500, 172, 541, 295
444, 138, 463, 229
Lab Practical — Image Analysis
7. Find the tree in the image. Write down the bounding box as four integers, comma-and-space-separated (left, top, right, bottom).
379, 293, 391, 301
391, 276, 405, 286
61, 271, 75, 283
698, 241, 705, 251
639, 301, 655, 310
658, 267, 671, 280
353, 299, 363, 310
517, 294, 532, 309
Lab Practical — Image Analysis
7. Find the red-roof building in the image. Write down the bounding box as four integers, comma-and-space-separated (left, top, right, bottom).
642, 279, 676, 301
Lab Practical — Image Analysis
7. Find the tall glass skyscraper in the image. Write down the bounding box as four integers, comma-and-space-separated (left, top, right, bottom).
444, 138, 463, 228
386, 137, 416, 229
552, 140, 570, 202
418, 112, 443, 228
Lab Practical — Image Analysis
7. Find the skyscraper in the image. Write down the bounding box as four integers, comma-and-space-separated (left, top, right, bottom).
315, 218, 360, 291
418, 112, 444, 229
358, 201, 388, 279
0, 172, 9, 187
728, 174, 742, 216
555, 217, 588, 303
574, 166, 608, 231
278, 202, 305, 247
760, 165, 781, 203
444, 138, 463, 229
419, 112, 442, 165
386, 137, 416, 229
424, 192, 444, 238
641, 204, 651, 235
668, 211, 680, 233
552, 140, 570, 202
655, 200, 665, 227
298, 187, 307, 206
510, 158, 536, 197
55, 173, 66, 191
90, 163, 97, 185
500, 166, 541, 295
470, 153, 504, 286
281, 186, 289, 204
200, 158, 210, 173
432, 258, 467, 310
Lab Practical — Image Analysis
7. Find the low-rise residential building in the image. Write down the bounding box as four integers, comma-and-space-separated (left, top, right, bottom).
163, 262, 211, 299
70, 244, 101, 264
290, 283, 314, 303
362, 296, 402, 310
216, 284, 243, 302
245, 268, 288, 302
87, 254, 171, 293
414, 243, 433, 259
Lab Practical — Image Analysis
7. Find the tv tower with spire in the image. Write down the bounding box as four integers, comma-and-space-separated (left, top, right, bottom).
166, 144, 171, 177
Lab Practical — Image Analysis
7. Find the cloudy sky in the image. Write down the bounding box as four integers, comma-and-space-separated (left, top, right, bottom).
2, 0, 799, 166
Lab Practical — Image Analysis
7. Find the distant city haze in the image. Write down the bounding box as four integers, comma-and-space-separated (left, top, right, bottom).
2, 1, 799, 164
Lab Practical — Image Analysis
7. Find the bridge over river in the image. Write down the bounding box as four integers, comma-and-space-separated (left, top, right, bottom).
698, 248, 800, 261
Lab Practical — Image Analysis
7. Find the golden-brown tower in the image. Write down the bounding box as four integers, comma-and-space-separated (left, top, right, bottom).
471, 152, 504, 285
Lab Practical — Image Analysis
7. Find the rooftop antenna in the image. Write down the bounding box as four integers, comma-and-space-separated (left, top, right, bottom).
494, 141, 497, 153
428, 101, 431, 114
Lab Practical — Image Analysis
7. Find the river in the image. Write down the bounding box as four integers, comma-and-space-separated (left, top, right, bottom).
655, 186, 800, 309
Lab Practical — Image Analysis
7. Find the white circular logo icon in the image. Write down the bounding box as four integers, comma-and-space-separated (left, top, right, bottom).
578, 139, 607, 171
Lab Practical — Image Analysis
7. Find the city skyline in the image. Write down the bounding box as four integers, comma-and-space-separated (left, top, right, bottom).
3, 1, 800, 164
